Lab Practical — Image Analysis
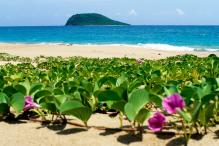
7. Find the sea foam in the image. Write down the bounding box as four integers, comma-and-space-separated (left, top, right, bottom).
105, 43, 219, 52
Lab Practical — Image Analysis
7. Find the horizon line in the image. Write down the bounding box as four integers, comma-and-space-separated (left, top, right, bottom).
1, 24, 219, 27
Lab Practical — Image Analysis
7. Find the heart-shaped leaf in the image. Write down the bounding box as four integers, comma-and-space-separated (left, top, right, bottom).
125, 89, 149, 121
97, 90, 121, 102
11, 92, 25, 113
60, 100, 92, 122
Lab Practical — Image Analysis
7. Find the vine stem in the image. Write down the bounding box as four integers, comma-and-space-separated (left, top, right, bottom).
35, 109, 46, 121
28, 118, 191, 135
181, 118, 193, 146
119, 112, 123, 129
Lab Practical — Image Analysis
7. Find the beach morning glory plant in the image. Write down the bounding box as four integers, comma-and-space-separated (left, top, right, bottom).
148, 112, 166, 132
148, 93, 187, 133
162, 93, 192, 146
162, 93, 185, 114
23, 96, 40, 112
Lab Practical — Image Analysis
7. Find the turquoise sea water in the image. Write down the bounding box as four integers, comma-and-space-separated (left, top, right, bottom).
0, 25, 219, 51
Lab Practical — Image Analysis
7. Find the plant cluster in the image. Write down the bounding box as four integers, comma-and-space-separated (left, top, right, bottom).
0, 54, 218, 145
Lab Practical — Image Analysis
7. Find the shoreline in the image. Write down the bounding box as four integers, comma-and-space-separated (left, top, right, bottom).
1, 42, 219, 51
0, 43, 218, 59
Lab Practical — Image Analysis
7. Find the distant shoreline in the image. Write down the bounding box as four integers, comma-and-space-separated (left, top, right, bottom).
1, 25, 219, 27
0, 43, 218, 60
0, 42, 218, 52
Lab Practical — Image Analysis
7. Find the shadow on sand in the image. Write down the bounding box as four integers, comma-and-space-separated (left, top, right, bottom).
155, 131, 175, 140
214, 130, 219, 139
117, 132, 143, 145
57, 128, 87, 135
36, 121, 87, 135
99, 128, 121, 136
166, 137, 185, 146
99, 127, 142, 145
191, 133, 204, 140
46, 123, 67, 131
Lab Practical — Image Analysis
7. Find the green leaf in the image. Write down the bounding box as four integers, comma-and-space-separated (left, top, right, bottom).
151, 70, 161, 79
128, 80, 143, 92
29, 83, 43, 96
216, 78, 219, 87
199, 107, 206, 126
14, 84, 27, 95
113, 86, 128, 101
111, 101, 126, 113
124, 103, 135, 120
60, 100, 92, 122
3, 86, 17, 97
19, 79, 31, 95
0, 92, 8, 104
199, 103, 215, 126
197, 84, 212, 99
40, 102, 57, 113
34, 90, 52, 100
97, 90, 121, 102
176, 109, 191, 123
60, 100, 85, 112
125, 89, 149, 121
134, 109, 151, 124
10, 73, 22, 81
0, 103, 9, 114
81, 80, 93, 93
11, 92, 25, 113
72, 91, 82, 101
94, 76, 117, 91
54, 95, 68, 109
191, 101, 201, 122
164, 86, 178, 96
181, 86, 197, 104
204, 103, 215, 124
53, 88, 64, 95
201, 94, 216, 104
116, 75, 128, 87
149, 94, 162, 108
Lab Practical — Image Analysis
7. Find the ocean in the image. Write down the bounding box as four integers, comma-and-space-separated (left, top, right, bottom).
0, 25, 219, 51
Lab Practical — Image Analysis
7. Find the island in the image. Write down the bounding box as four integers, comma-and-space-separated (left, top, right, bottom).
65, 13, 129, 26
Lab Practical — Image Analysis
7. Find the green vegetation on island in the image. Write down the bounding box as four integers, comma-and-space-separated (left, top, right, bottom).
65, 13, 129, 26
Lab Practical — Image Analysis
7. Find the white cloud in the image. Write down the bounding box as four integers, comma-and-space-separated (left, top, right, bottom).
128, 9, 137, 16
176, 8, 185, 16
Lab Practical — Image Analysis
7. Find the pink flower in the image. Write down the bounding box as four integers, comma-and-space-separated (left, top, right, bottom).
162, 93, 185, 114
148, 112, 166, 132
136, 58, 144, 64
23, 96, 40, 112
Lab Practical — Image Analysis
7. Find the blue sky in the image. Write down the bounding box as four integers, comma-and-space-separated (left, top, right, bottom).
0, 0, 218, 26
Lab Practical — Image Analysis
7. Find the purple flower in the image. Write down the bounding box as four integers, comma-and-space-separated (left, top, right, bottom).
162, 93, 185, 114
23, 96, 40, 112
148, 112, 166, 132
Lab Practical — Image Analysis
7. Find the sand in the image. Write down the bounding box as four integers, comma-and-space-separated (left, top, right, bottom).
0, 43, 218, 59
0, 113, 218, 146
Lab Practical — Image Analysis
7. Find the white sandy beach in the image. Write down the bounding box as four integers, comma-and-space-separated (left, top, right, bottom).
0, 43, 218, 59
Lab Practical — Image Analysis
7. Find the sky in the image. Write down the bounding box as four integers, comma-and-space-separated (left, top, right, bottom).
0, 0, 219, 26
